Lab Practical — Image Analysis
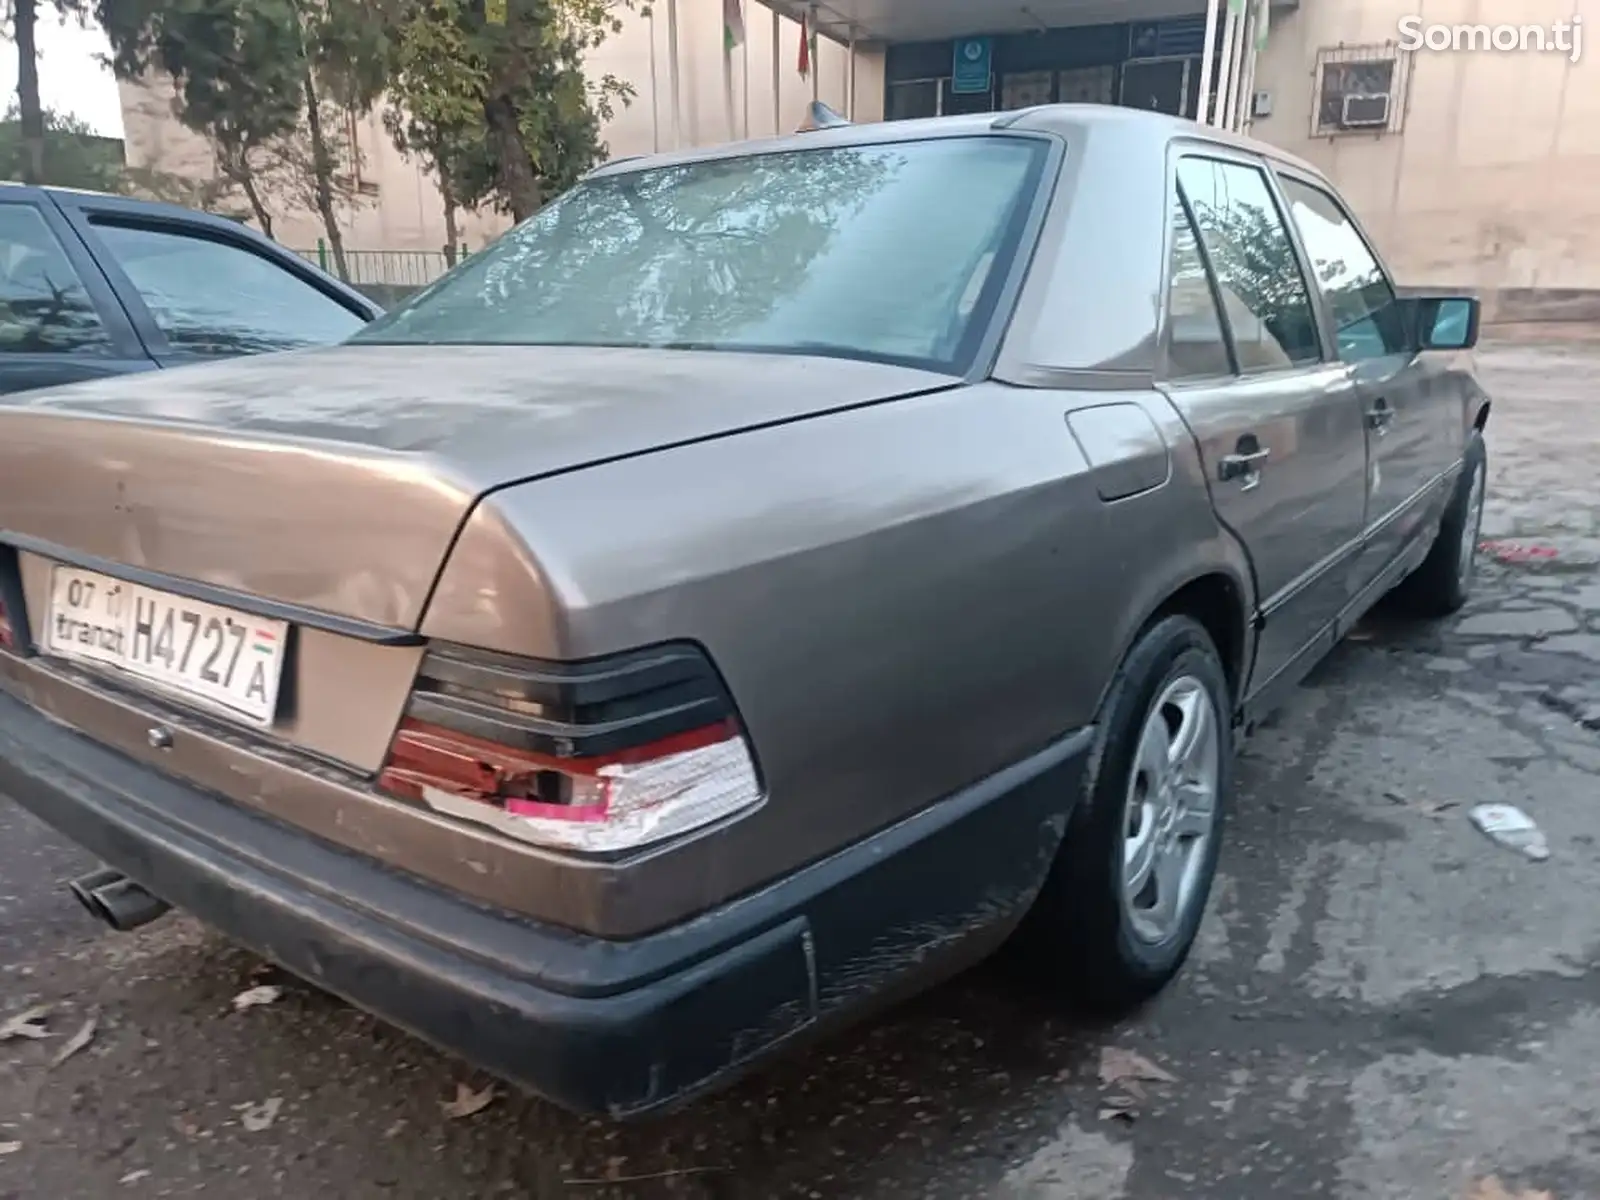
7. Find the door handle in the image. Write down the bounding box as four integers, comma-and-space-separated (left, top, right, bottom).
1218, 447, 1270, 489
1366, 397, 1393, 434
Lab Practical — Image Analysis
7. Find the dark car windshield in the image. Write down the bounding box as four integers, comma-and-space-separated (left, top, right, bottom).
351, 136, 1048, 372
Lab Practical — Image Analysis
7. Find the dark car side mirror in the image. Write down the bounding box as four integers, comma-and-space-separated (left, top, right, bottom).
1408, 294, 1482, 352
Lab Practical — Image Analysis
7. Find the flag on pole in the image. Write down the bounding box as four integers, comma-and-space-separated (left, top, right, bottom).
723, 0, 745, 52
797, 10, 811, 78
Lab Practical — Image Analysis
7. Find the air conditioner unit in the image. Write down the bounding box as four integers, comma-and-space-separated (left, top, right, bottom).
1340, 92, 1390, 128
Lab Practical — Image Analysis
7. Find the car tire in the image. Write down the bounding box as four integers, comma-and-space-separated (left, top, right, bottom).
1012, 614, 1232, 1015
1390, 434, 1487, 618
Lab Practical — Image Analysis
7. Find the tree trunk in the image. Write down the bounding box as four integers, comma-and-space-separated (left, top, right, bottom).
238, 172, 275, 239
300, 68, 349, 280
484, 94, 541, 223
439, 168, 460, 266
13, 0, 44, 185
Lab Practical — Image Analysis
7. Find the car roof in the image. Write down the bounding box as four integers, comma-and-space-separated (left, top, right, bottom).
585, 103, 1325, 184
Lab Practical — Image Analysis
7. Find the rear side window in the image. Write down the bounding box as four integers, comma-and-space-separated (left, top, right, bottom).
91, 222, 365, 357
1176, 157, 1322, 372
0, 205, 112, 356
1163, 192, 1232, 380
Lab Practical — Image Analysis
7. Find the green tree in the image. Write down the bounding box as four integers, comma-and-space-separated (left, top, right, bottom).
98, 0, 304, 235
97, 0, 386, 268
383, 0, 636, 224
0, 104, 124, 190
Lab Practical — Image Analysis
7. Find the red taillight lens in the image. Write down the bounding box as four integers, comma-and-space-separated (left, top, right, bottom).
378, 643, 761, 853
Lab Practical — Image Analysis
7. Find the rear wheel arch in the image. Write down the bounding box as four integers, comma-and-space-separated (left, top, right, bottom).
1147, 572, 1251, 704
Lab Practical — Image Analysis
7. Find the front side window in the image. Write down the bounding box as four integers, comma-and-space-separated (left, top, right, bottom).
1279, 176, 1407, 362
1176, 157, 1322, 373
354, 137, 1048, 374
0, 205, 112, 355
91, 222, 366, 357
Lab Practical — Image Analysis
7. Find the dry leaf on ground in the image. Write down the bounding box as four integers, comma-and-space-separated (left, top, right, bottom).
50, 1016, 96, 1068
1098, 1046, 1178, 1087
1465, 1175, 1555, 1200
238, 1097, 283, 1133
0, 1005, 51, 1042
441, 1082, 498, 1120
231, 985, 284, 1013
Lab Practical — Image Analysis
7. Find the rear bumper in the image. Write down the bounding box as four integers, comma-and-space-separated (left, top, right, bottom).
0, 687, 1090, 1118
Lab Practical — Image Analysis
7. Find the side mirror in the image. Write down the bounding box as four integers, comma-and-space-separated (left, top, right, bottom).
1414, 294, 1481, 351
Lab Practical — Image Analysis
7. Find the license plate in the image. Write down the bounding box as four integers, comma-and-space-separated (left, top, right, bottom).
44, 566, 288, 727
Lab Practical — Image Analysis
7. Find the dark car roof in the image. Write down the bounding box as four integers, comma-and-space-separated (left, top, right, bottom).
0, 181, 381, 319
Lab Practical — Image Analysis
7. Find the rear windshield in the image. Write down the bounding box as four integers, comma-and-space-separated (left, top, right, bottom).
351, 136, 1048, 373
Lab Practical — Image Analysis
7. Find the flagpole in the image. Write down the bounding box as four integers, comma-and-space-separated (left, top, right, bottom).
723, 22, 735, 141
847, 28, 857, 119
771, 7, 781, 134
666, 0, 682, 148
648, 5, 662, 151
810, 4, 820, 103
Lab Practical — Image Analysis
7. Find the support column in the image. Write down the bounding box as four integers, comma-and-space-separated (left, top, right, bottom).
1196, 0, 1222, 126
1221, 4, 1248, 129
1211, 2, 1238, 128
1228, 6, 1254, 131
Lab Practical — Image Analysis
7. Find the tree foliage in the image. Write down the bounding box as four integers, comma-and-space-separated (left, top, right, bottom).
97, 0, 378, 269
381, 0, 637, 223
0, 104, 124, 191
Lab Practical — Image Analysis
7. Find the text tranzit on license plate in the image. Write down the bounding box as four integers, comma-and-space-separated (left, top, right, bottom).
44, 566, 288, 727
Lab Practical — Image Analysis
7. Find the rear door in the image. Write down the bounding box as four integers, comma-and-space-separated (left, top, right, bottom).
0, 189, 153, 395
54, 194, 374, 366
1159, 152, 1371, 698
1272, 171, 1452, 590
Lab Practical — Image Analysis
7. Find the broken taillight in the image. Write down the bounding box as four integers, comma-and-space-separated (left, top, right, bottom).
377, 642, 762, 853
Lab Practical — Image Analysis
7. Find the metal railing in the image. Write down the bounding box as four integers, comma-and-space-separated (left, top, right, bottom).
293, 243, 469, 287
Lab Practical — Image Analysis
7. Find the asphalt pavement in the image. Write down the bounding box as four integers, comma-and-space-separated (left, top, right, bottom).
2, 338, 1599, 1200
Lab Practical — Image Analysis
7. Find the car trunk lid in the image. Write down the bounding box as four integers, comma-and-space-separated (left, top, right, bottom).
0, 343, 957, 631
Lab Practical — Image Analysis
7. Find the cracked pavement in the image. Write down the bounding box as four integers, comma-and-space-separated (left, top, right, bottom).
2, 338, 1599, 1199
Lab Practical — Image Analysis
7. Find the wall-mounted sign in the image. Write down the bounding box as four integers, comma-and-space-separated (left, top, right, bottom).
951, 37, 993, 95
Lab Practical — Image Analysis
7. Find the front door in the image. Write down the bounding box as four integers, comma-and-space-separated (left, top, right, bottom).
1164, 155, 1371, 695
0, 190, 154, 395
1274, 173, 1452, 591
1122, 59, 1189, 116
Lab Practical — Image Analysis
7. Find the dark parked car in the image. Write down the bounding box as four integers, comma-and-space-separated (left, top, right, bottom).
0, 184, 380, 395
0, 106, 1490, 1118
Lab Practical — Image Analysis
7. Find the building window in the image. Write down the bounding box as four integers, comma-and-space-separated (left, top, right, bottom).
1001, 70, 1053, 111
1312, 44, 1411, 136
1058, 65, 1116, 105
888, 79, 942, 120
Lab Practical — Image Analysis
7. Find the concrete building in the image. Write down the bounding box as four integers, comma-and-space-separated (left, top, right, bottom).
119, 0, 1600, 314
